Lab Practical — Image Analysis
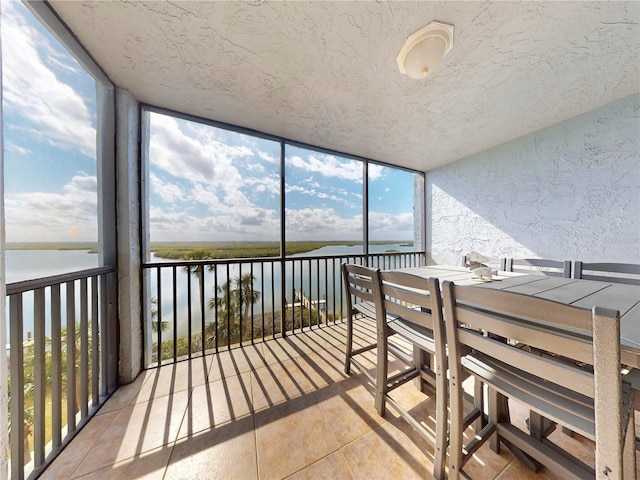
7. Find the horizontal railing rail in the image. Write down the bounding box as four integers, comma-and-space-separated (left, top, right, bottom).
142, 251, 425, 366
7, 265, 118, 480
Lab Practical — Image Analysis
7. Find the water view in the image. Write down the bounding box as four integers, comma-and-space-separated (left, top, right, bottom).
6, 242, 417, 339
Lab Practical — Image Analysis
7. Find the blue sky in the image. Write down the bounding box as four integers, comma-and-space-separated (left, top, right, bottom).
2, 0, 98, 243
3, 0, 417, 245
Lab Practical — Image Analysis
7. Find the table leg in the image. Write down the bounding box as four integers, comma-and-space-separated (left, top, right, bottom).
489, 389, 542, 472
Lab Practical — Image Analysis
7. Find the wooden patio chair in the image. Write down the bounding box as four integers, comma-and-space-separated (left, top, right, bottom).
342, 263, 378, 378
573, 261, 640, 285
371, 270, 449, 479
442, 280, 636, 479
575, 262, 640, 450
507, 258, 571, 277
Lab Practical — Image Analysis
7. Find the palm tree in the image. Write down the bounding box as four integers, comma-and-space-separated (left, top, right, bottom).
235, 273, 261, 324
206, 274, 261, 344
182, 249, 216, 311
150, 296, 169, 334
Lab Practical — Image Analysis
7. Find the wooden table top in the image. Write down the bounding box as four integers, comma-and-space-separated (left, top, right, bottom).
396, 265, 640, 368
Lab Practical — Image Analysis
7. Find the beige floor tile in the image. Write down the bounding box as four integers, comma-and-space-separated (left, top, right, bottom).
209, 344, 267, 381
315, 376, 389, 446
298, 325, 348, 351
44, 325, 602, 480
251, 358, 313, 411
73, 390, 190, 477
178, 371, 253, 438
165, 416, 258, 480
255, 392, 340, 479
136, 357, 212, 401
341, 417, 435, 479
73, 446, 172, 480
461, 440, 515, 479
294, 345, 349, 389
496, 460, 558, 480
286, 450, 354, 480
39, 410, 119, 480
98, 370, 153, 414
261, 335, 315, 365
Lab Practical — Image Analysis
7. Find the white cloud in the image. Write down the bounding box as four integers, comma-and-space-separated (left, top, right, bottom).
287, 154, 364, 182
368, 211, 414, 239
285, 184, 359, 209
5, 174, 98, 242
257, 150, 278, 164
5, 141, 31, 155
150, 173, 185, 203
285, 208, 362, 240
2, 1, 96, 159
368, 164, 385, 181
149, 205, 279, 241
150, 113, 250, 188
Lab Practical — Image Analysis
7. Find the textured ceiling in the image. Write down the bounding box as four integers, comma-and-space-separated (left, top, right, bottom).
48, 1, 640, 172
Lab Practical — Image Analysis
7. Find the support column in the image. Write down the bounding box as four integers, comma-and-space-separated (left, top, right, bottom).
116, 89, 143, 383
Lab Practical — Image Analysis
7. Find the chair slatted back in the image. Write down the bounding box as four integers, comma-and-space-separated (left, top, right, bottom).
342, 263, 376, 308
376, 270, 442, 332
442, 281, 616, 399
508, 258, 571, 278
574, 261, 640, 285
442, 281, 632, 479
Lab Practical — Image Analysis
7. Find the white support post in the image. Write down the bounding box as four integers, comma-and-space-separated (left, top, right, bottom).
116, 89, 143, 384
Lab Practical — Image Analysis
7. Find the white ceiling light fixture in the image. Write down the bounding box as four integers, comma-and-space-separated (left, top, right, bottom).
397, 21, 454, 80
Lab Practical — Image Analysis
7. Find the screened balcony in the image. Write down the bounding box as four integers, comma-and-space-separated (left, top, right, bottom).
1, 1, 639, 480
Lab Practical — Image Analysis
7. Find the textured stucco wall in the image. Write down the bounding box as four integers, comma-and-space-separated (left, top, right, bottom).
426, 94, 640, 266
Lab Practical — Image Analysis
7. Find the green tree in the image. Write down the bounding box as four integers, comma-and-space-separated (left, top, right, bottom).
150, 296, 169, 334
206, 274, 261, 345
236, 273, 261, 325
182, 249, 215, 292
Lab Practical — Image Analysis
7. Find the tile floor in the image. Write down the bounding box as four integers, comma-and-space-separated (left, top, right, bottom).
41, 319, 638, 479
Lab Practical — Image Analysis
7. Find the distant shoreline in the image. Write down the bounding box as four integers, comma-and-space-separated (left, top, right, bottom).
5, 240, 414, 259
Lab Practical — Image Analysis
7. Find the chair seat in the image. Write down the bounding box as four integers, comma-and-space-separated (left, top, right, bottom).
354, 300, 376, 318
388, 318, 436, 354
462, 352, 633, 442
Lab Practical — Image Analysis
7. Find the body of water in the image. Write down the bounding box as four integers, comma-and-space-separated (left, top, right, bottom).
6, 244, 417, 340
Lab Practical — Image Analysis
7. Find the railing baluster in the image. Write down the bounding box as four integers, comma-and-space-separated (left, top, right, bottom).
100, 275, 109, 389
187, 269, 192, 358
10, 293, 24, 479
172, 266, 177, 361
213, 267, 219, 352
80, 278, 89, 419
66, 280, 76, 435
250, 262, 255, 343
271, 262, 275, 337
91, 276, 99, 407
51, 284, 62, 449
156, 267, 162, 363
34, 287, 46, 469
198, 265, 206, 357
238, 264, 243, 346
260, 261, 265, 342
225, 263, 231, 349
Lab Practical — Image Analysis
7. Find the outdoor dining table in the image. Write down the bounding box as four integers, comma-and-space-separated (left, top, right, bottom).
396, 264, 640, 367
395, 264, 640, 471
